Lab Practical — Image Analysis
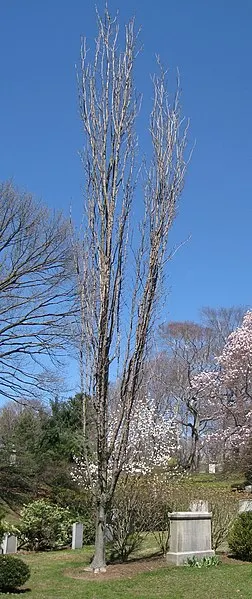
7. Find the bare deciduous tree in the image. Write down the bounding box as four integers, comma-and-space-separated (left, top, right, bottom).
158, 321, 217, 470
201, 306, 246, 354
74, 8, 190, 571
0, 181, 74, 403
156, 308, 247, 470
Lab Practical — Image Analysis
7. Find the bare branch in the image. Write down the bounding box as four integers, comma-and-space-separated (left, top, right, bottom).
0, 181, 75, 403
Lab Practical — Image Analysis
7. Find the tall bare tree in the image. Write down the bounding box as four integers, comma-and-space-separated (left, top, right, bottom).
0, 181, 74, 403
74, 8, 190, 571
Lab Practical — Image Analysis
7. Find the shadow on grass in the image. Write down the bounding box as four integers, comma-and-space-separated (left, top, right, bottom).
219, 552, 252, 565
0, 588, 31, 595
107, 551, 162, 566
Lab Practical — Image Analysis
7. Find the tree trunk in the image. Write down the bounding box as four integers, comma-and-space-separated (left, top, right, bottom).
187, 415, 199, 471
90, 497, 107, 572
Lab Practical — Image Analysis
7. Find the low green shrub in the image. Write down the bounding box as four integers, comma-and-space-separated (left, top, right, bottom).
228, 512, 252, 561
18, 499, 73, 551
0, 555, 30, 591
50, 487, 96, 545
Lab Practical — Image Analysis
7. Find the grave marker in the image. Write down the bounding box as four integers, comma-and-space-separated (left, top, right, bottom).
72, 523, 83, 550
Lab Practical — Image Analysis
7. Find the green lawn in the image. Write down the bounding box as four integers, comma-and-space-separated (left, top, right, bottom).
2, 549, 252, 599
188, 472, 245, 489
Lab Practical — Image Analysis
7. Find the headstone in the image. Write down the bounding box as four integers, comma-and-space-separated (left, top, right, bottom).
189, 500, 209, 513
166, 511, 214, 566
1, 534, 17, 554
238, 500, 252, 513
245, 485, 252, 493
72, 522, 83, 550
208, 463, 216, 474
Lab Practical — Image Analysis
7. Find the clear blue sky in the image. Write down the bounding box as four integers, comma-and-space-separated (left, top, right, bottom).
1, 0, 251, 323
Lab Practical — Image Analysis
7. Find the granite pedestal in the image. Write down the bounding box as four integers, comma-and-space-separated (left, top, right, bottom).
166, 511, 214, 566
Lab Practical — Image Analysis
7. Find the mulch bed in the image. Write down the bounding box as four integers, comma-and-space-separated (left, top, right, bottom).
65, 555, 168, 581
64, 553, 252, 582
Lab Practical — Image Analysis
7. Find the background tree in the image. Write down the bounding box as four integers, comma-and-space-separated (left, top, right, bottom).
157, 321, 217, 469
152, 307, 246, 470
0, 395, 91, 509
74, 8, 190, 571
191, 310, 252, 465
201, 306, 246, 355
0, 181, 74, 403
0, 401, 46, 506
40, 395, 84, 461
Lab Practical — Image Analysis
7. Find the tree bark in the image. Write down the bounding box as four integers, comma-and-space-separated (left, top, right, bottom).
90, 495, 107, 572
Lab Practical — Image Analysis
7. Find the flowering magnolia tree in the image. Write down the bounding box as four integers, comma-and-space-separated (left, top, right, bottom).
72, 396, 178, 486
191, 311, 252, 455
121, 397, 178, 475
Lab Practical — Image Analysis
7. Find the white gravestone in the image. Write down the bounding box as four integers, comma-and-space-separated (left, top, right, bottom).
166, 511, 214, 566
1, 534, 17, 554
208, 463, 216, 474
239, 500, 252, 513
72, 522, 83, 550
190, 500, 209, 513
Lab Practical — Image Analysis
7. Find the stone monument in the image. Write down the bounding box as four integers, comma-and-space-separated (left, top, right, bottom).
166, 511, 214, 566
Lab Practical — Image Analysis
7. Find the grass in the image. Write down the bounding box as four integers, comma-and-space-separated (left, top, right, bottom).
189, 472, 245, 489
1, 548, 252, 599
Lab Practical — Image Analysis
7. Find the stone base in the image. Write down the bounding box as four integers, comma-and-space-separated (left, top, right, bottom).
166, 549, 215, 566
